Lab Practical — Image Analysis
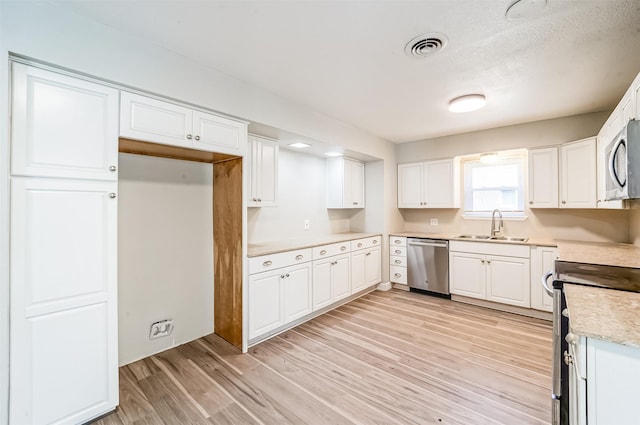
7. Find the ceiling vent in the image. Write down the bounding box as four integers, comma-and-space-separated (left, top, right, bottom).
404, 33, 448, 58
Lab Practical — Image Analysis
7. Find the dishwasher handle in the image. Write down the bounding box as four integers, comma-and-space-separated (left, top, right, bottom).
408, 240, 448, 248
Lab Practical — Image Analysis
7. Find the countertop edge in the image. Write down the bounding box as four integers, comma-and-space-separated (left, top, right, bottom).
248, 233, 382, 257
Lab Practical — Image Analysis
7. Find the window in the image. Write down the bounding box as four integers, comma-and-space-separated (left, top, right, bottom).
463, 156, 525, 218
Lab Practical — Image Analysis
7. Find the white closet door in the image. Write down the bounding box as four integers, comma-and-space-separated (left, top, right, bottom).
11, 63, 119, 181
10, 178, 118, 425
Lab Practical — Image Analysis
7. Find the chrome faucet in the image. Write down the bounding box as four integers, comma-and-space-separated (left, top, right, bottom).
490, 208, 503, 238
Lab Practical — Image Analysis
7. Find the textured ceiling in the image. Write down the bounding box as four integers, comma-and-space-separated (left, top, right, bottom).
54, 0, 640, 143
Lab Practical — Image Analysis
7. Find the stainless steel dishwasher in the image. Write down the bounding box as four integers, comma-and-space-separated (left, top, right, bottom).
407, 238, 450, 296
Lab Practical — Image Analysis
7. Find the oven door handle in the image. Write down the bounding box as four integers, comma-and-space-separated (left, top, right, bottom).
542, 271, 554, 297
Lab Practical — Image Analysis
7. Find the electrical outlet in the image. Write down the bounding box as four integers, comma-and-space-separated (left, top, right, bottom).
149, 319, 174, 340
430, 218, 439, 226
304, 219, 310, 230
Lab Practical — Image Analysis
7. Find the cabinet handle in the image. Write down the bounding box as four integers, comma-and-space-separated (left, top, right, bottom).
320, 250, 327, 255
373, 240, 378, 244
394, 273, 402, 277
561, 200, 567, 204
481, 259, 485, 264
186, 134, 193, 140
357, 243, 363, 248
394, 239, 400, 244
109, 193, 116, 199
395, 250, 401, 254
252, 197, 257, 201
281, 274, 285, 278
286, 273, 290, 278
109, 165, 117, 172
257, 198, 262, 202
263, 260, 273, 267
487, 260, 491, 264
295, 254, 303, 260
366, 252, 371, 256
528, 201, 533, 204
341, 246, 347, 251
194, 135, 200, 141
331, 261, 337, 266
395, 259, 401, 263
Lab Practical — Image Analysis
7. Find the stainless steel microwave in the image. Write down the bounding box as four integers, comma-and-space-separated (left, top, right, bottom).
605, 119, 640, 200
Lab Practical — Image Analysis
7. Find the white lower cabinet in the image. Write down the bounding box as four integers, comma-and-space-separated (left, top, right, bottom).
449, 241, 530, 308
530, 246, 558, 312
351, 247, 381, 293
389, 236, 407, 285
313, 253, 351, 310
248, 262, 311, 340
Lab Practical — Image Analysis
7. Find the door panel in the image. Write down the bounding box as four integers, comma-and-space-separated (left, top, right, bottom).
248, 272, 283, 339
449, 252, 485, 299
193, 110, 244, 154
283, 266, 312, 322
332, 256, 351, 301
487, 257, 530, 307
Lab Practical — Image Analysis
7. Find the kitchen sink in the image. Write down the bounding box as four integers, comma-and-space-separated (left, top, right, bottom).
456, 234, 528, 242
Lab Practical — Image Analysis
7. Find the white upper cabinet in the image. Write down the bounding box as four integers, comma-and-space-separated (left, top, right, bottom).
11, 63, 119, 180
528, 147, 559, 208
327, 157, 365, 209
398, 159, 459, 208
120, 91, 247, 155
248, 135, 279, 207
560, 137, 597, 209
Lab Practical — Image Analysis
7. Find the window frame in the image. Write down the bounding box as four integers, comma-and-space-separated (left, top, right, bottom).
462, 155, 526, 219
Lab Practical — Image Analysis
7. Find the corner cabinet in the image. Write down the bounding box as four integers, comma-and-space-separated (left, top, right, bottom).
397, 159, 459, 208
10, 63, 119, 424
120, 91, 247, 156
327, 157, 365, 208
528, 147, 559, 208
559, 137, 597, 208
248, 135, 278, 207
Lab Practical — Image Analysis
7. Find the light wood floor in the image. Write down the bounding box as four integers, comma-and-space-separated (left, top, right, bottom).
96, 289, 552, 425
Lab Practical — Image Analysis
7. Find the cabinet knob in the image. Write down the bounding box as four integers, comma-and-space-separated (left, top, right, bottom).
186, 134, 193, 140
320, 250, 327, 255
281, 274, 285, 279
252, 198, 257, 201
295, 254, 304, 260
286, 273, 290, 278
481, 259, 485, 264
366, 252, 371, 256
561, 200, 567, 204
395, 250, 401, 254
341, 246, 347, 251
263, 260, 272, 267
528, 201, 533, 204
257, 198, 262, 202
109, 193, 116, 199
394, 239, 400, 244
353, 202, 358, 205
195, 135, 200, 141
394, 273, 402, 277
109, 165, 117, 172
395, 259, 401, 264
373, 240, 378, 244
487, 260, 491, 264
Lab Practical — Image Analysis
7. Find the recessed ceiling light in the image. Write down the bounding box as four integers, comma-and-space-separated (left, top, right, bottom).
448, 94, 486, 113
325, 152, 343, 157
288, 142, 311, 149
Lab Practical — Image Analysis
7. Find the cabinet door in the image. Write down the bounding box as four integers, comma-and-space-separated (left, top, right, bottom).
486, 256, 531, 308
350, 250, 366, 294
560, 138, 597, 208
312, 260, 333, 311
528, 147, 559, 208
248, 270, 283, 339
449, 252, 486, 299
587, 338, 640, 425
398, 163, 423, 208
346, 159, 365, 208
332, 255, 351, 301
120, 91, 192, 148
424, 159, 454, 208
530, 246, 557, 312
192, 110, 246, 155
11, 63, 119, 181
248, 137, 278, 207
283, 264, 312, 323
364, 247, 382, 287
10, 178, 118, 425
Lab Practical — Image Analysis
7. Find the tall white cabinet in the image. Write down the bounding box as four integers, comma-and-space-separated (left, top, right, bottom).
327, 157, 365, 208
9, 63, 119, 424
248, 135, 279, 207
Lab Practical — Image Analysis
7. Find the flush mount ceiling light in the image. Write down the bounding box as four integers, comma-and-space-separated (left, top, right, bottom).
448, 94, 487, 113
288, 142, 311, 149
506, 0, 548, 21
404, 33, 448, 58
325, 151, 343, 157
480, 152, 499, 164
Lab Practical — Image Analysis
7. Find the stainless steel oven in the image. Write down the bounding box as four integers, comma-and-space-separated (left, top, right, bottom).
544, 261, 640, 425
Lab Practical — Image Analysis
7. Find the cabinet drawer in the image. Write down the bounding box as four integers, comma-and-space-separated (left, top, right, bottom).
249, 248, 312, 274
449, 240, 530, 258
390, 256, 406, 267
350, 236, 381, 251
390, 265, 407, 285
390, 246, 407, 257
313, 242, 351, 259
389, 236, 407, 247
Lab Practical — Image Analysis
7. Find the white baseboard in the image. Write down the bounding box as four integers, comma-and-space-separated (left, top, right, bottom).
376, 281, 392, 291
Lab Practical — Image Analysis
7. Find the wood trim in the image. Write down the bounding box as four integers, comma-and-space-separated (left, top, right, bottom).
213, 157, 243, 348
119, 138, 236, 164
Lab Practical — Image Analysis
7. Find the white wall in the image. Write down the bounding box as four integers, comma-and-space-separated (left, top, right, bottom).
395, 112, 632, 243
117, 153, 214, 366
